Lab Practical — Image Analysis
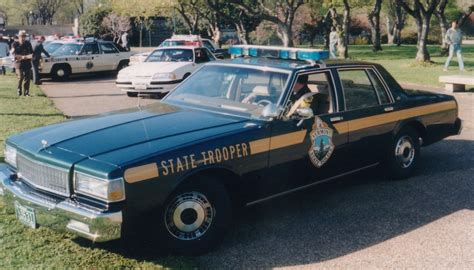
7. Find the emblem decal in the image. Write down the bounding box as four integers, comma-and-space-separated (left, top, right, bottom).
308, 117, 335, 168
86, 61, 94, 69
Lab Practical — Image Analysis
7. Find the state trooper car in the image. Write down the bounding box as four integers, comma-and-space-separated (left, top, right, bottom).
0, 46, 462, 255
116, 46, 216, 97
41, 38, 133, 81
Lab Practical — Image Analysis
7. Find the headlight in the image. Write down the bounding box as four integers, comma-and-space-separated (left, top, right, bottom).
152, 73, 176, 81
74, 173, 125, 202
117, 72, 130, 80
4, 145, 17, 167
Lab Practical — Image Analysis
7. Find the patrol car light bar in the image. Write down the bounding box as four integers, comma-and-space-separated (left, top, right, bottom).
229, 45, 329, 62
171, 34, 201, 40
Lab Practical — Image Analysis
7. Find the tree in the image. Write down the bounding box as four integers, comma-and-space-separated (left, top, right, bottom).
229, 0, 307, 47
175, 0, 203, 34
435, 0, 449, 51
397, 0, 441, 62
33, 0, 63, 24
327, 0, 350, 58
368, 0, 383, 51
385, 0, 406, 46
102, 13, 131, 43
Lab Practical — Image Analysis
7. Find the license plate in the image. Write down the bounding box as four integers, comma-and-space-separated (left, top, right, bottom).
135, 84, 147, 90
14, 201, 37, 229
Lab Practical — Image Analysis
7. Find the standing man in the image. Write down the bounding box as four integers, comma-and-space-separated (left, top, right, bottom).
12, 30, 33, 96
32, 35, 50, 85
329, 27, 338, 59
0, 34, 9, 75
443, 20, 464, 72
121, 31, 129, 51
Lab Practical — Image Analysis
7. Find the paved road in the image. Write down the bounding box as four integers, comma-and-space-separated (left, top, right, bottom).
40, 76, 474, 269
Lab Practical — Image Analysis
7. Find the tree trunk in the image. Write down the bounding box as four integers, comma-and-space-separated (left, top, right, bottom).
435, 0, 449, 51
416, 17, 431, 62
369, 0, 383, 51
276, 23, 293, 47
339, 0, 350, 59
387, 16, 395, 45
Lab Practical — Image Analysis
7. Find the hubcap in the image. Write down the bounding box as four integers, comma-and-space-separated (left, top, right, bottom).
395, 135, 415, 168
57, 69, 65, 77
165, 191, 214, 241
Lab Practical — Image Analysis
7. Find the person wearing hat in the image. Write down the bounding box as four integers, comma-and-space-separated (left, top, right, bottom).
32, 35, 50, 85
291, 75, 311, 102
12, 30, 33, 96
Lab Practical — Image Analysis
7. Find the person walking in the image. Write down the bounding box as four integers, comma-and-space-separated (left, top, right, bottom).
329, 27, 338, 59
12, 30, 33, 96
443, 20, 465, 72
0, 34, 9, 75
121, 31, 129, 51
32, 35, 50, 85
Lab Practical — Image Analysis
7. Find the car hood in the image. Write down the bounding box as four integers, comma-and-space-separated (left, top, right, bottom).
8, 102, 249, 167
121, 62, 192, 77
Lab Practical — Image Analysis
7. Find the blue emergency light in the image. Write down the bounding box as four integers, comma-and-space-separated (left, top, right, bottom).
229, 45, 329, 62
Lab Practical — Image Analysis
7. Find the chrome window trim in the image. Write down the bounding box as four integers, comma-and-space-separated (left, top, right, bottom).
17, 154, 71, 197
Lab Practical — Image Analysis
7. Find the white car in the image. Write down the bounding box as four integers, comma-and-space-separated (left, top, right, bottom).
117, 46, 216, 97
129, 35, 228, 65
41, 39, 133, 81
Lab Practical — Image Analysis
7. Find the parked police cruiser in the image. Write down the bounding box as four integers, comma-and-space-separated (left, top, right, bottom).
41, 38, 133, 81
1, 45, 462, 255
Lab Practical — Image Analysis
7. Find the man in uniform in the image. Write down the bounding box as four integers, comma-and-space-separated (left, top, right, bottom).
32, 35, 50, 85
12, 30, 33, 96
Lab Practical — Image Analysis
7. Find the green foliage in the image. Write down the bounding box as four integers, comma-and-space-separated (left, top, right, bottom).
79, 6, 111, 37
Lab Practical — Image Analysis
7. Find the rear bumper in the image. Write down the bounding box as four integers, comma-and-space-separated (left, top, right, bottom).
453, 117, 463, 135
0, 163, 122, 242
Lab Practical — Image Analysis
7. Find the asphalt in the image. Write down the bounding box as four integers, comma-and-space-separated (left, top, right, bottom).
39, 74, 474, 269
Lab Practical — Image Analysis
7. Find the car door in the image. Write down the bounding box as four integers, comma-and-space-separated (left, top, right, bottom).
80, 43, 101, 72
333, 67, 395, 167
99, 42, 121, 71
254, 70, 350, 198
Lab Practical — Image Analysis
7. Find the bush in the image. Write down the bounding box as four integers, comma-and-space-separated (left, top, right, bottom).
79, 6, 112, 37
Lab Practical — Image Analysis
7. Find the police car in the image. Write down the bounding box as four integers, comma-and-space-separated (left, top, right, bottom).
0, 45, 462, 255
129, 35, 228, 65
41, 38, 133, 81
116, 46, 216, 97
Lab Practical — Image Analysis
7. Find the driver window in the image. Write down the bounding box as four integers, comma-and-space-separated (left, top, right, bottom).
195, 48, 210, 64
82, 44, 99, 55
290, 72, 334, 115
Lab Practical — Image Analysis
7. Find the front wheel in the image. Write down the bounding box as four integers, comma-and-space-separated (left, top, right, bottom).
384, 127, 420, 179
126, 92, 138, 97
160, 177, 231, 255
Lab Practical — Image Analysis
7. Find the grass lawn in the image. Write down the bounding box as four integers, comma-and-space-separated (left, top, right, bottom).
348, 44, 473, 88
0, 74, 194, 269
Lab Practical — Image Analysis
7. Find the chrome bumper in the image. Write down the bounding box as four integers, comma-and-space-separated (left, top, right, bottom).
0, 163, 122, 242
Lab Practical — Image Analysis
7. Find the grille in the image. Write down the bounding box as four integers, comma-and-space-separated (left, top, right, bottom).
17, 155, 70, 196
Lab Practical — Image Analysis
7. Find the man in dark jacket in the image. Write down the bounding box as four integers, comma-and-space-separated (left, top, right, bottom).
32, 35, 50, 85
12, 30, 33, 96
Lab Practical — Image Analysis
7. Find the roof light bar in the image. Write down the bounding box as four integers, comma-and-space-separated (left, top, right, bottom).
229, 45, 329, 62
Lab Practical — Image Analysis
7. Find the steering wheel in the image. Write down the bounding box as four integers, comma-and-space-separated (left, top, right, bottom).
256, 99, 273, 106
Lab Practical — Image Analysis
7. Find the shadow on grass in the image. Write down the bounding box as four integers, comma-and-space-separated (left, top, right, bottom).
70, 138, 474, 268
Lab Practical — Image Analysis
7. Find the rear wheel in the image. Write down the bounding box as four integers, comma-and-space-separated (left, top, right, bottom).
117, 60, 129, 71
384, 127, 420, 179
159, 177, 231, 255
126, 92, 138, 97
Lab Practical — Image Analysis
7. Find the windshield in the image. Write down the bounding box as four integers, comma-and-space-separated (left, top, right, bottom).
44, 42, 63, 54
165, 65, 289, 118
52, 43, 82, 56
146, 49, 193, 62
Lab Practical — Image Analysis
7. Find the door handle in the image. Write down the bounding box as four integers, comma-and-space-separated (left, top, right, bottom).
330, 116, 344, 123
384, 106, 394, 112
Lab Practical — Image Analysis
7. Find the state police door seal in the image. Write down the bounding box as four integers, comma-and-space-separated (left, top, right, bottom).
309, 117, 335, 168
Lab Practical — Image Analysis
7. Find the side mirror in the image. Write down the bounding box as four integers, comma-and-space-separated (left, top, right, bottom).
295, 107, 314, 119
261, 103, 280, 119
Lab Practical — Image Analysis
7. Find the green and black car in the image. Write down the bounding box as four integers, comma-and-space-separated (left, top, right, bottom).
0, 45, 462, 254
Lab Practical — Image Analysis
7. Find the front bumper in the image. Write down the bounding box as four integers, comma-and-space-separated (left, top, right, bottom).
116, 81, 177, 93
0, 164, 122, 242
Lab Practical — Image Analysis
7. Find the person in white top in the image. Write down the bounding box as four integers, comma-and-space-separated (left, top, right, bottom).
329, 27, 338, 59
0, 34, 10, 75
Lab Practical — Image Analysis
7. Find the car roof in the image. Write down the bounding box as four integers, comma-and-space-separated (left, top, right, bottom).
154, 46, 203, 50
215, 57, 378, 71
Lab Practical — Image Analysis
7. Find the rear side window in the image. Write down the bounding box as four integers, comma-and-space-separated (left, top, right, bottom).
82, 43, 99, 55
367, 69, 390, 104
100, 43, 119, 54
339, 69, 380, 111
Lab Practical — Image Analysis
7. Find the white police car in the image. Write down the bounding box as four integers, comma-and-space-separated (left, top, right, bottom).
116, 46, 216, 97
41, 39, 133, 81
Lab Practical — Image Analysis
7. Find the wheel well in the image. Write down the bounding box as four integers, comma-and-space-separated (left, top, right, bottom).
52, 63, 71, 73
183, 73, 191, 79
177, 168, 240, 203
119, 59, 129, 66
401, 121, 427, 145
